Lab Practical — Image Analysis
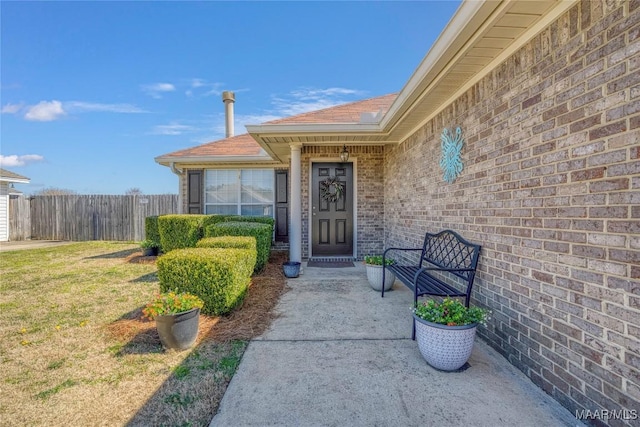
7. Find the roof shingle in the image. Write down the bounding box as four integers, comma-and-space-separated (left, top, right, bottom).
160, 133, 265, 159
0, 168, 30, 182
157, 93, 398, 161
264, 93, 397, 125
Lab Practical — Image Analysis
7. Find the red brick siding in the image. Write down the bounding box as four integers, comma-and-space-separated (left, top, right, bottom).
385, 1, 639, 423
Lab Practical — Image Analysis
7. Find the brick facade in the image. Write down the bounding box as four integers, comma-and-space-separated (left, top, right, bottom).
385, 1, 639, 424
301, 145, 385, 260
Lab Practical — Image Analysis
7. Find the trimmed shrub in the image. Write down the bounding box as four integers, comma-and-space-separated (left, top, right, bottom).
205, 221, 271, 272
158, 214, 208, 253
197, 236, 257, 272
203, 214, 228, 230
157, 248, 254, 316
224, 215, 275, 228
197, 235, 256, 250
145, 216, 161, 251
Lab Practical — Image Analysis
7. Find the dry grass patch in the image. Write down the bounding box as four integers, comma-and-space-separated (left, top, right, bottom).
0, 242, 287, 426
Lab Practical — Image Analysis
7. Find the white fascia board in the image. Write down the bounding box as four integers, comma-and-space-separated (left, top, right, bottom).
378, 0, 492, 130
155, 155, 275, 166
245, 122, 382, 135
0, 177, 30, 184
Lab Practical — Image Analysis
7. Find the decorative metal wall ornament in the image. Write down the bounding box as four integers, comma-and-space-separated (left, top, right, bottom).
439, 126, 465, 183
320, 176, 344, 203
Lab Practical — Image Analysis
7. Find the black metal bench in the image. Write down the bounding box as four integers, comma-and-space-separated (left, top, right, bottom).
381, 229, 481, 339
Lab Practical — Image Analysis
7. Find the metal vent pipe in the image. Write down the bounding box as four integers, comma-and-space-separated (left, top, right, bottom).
222, 91, 235, 138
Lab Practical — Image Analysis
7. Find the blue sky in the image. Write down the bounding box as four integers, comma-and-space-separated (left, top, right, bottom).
1, 1, 461, 195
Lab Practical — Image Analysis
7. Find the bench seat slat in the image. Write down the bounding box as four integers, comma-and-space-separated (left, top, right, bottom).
388, 265, 465, 298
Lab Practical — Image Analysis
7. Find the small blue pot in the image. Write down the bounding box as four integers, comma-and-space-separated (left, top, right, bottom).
283, 261, 301, 278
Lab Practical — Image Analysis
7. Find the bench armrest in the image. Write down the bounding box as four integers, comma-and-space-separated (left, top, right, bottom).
383, 247, 422, 257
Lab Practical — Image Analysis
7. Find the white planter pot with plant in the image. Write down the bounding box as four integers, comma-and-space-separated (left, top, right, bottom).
364, 255, 396, 291
412, 297, 489, 371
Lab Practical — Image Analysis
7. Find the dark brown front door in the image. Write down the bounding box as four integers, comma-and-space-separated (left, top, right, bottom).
311, 163, 353, 256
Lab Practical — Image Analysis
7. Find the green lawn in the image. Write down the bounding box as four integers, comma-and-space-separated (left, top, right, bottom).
0, 242, 247, 426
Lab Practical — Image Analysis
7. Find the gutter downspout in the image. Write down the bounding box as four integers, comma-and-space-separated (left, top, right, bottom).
170, 162, 185, 214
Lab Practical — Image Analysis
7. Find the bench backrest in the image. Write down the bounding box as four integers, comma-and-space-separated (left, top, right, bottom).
420, 229, 481, 283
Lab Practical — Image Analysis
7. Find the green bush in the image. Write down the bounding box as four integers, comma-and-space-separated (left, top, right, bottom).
203, 214, 228, 229
157, 248, 254, 316
197, 235, 256, 250
197, 236, 257, 272
145, 216, 161, 251
205, 221, 271, 272
158, 214, 209, 253
224, 215, 275, 228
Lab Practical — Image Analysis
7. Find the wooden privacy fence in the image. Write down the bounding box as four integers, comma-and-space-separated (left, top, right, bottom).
10, 195, 178, 241
9, 196, 31, 241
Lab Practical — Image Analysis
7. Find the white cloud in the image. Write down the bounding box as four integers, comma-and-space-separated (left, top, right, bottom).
65, 101, 147, 114
1, 103, 24, 114
271, 87, 366, 116
236, 113, 283, 127
141, 82, 176, 98
289, 87, 362, 100
151, 123, 195, 135
15, 100, 147, 121
24, 100, 66, 121
183, 78, 227, 97
0, 154, 45, 167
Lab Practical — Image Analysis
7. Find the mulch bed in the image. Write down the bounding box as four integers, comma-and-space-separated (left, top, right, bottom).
108, 250, 288, 345
124, 252, 158, 265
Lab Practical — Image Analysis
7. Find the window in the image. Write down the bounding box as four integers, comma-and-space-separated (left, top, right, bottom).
205, 169, 274, 216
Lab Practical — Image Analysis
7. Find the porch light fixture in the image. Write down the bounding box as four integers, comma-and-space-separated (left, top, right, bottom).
340, 145, 350, 162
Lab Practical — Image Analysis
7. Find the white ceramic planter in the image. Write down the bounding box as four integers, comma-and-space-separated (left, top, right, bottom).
413, 314, 477, 371
366, 264, 395, 291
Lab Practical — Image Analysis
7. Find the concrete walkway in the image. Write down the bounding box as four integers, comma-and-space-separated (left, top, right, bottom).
211, 263, 581, 427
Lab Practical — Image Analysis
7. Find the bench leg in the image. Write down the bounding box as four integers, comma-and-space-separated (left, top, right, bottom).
412, 291, 418, 340
381, 268, 386, 297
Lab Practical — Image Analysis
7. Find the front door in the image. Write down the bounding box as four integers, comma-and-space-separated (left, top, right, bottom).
311, 163, 353, 256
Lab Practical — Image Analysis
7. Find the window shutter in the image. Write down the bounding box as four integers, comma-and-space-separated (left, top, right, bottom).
187, 170, 203, 214
275, 170, 288, 242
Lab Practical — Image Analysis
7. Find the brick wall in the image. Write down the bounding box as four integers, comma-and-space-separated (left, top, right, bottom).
301, 145, 385, 260
384, 1, 639, 424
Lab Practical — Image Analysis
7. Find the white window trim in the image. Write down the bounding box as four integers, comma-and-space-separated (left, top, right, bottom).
204, 169, 275, 217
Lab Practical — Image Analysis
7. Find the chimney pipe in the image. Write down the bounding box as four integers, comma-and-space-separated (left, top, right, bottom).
222, 91, 235, 138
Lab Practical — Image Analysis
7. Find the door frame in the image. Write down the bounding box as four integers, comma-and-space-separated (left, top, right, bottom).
307, 157, 358, 259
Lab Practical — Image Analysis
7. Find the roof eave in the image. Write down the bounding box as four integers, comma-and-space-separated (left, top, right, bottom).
245, 122, 382, 134
377, 0, 493, 131
0, 177, 30, 184
247, 0, 574, 147
155, 155, 276, 166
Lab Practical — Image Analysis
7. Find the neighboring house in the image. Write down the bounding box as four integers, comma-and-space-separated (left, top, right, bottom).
156, 0, 639, 422
0, 168, 30, 242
